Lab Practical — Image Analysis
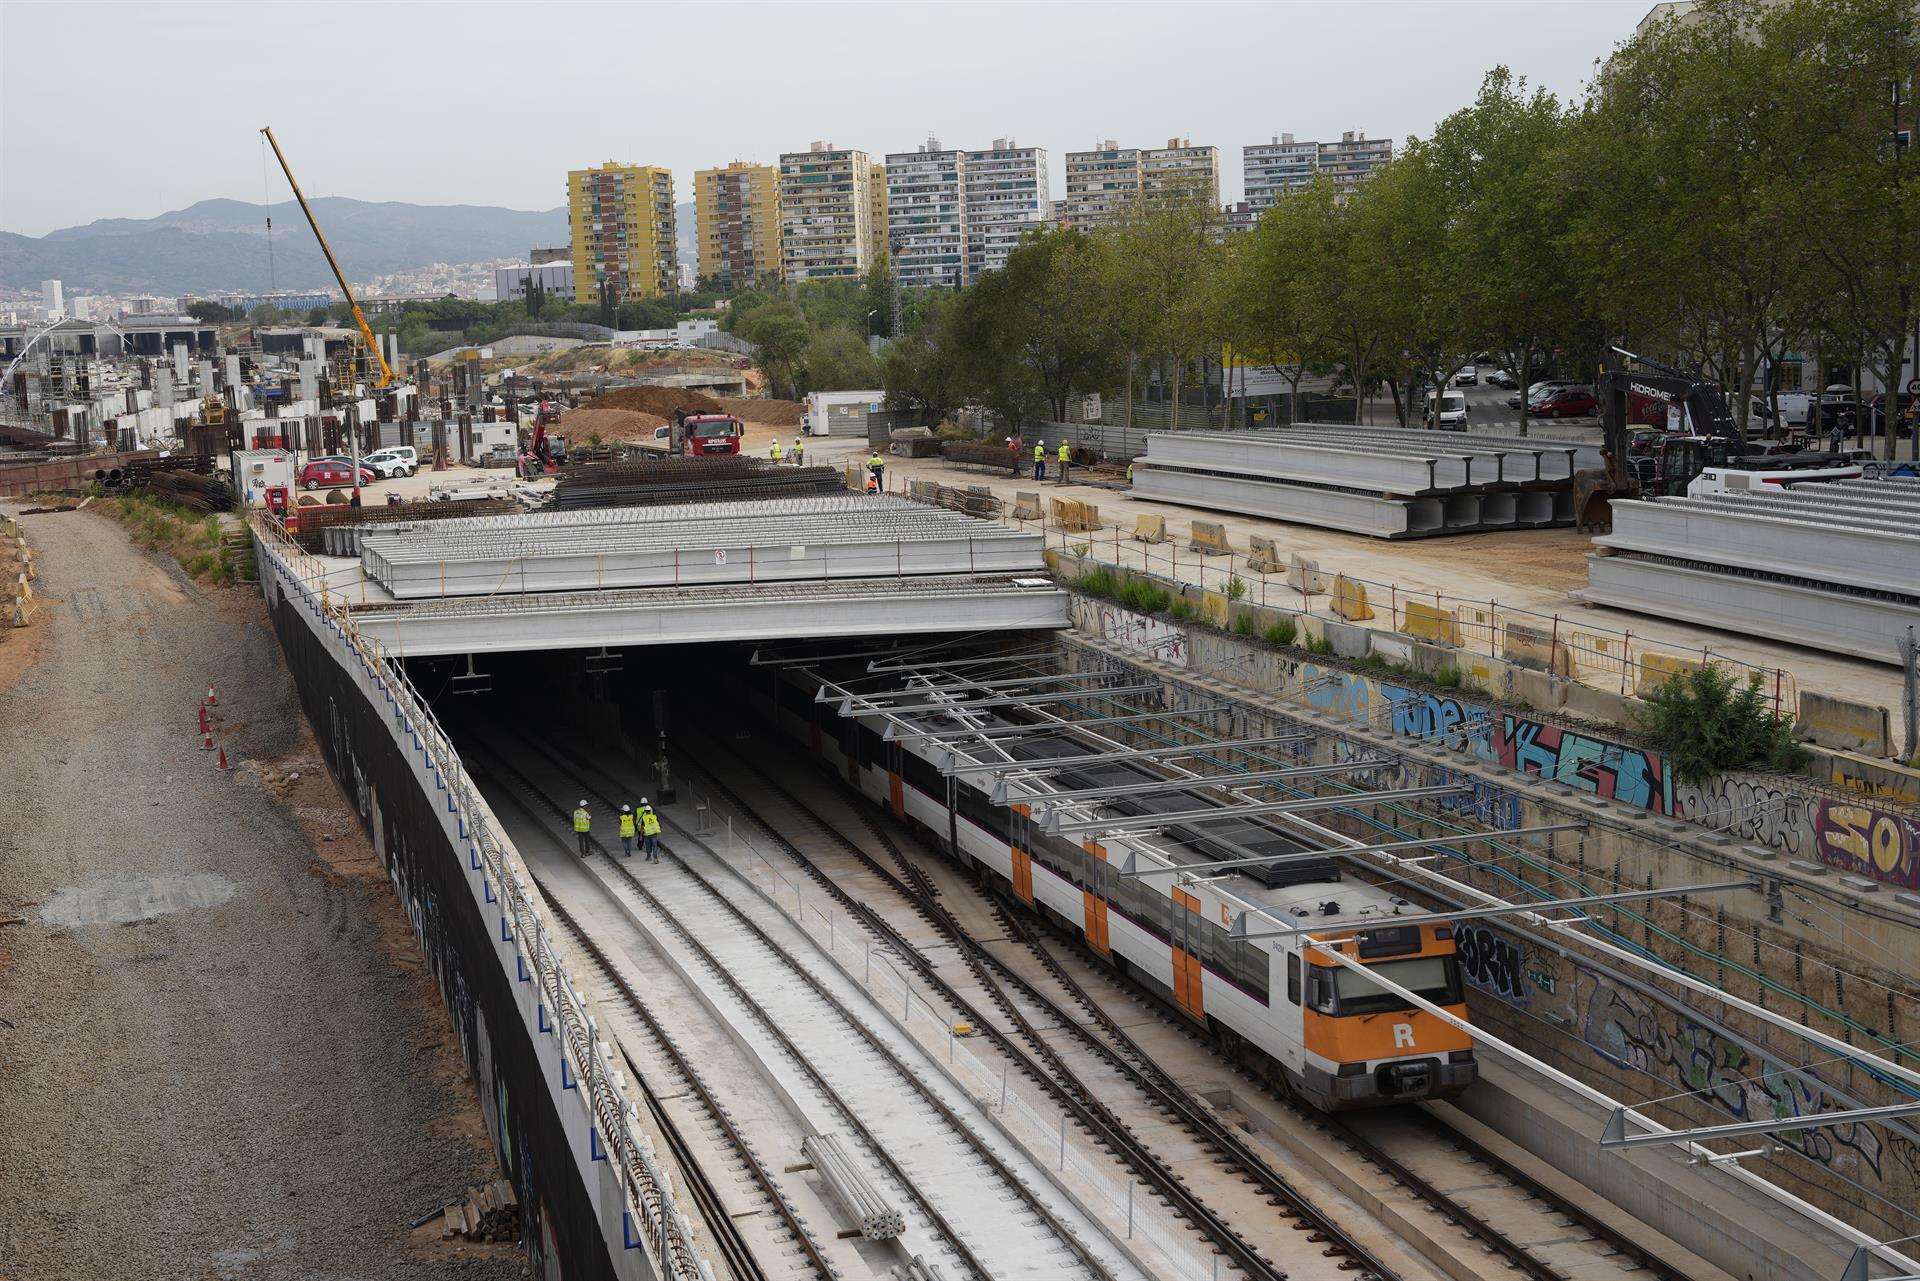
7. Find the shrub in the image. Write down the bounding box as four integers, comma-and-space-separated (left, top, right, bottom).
1168, 598, 1198, 621
1071, 542, 1090, 558
1432, 665, 1464, 689
1306, 635, 1334, 656
1264, 618, 1297, 647
1635, 665, 1810, 784
1119, 580, 1171, 614
1077, 567, 1119, 598
1232, 611, 1256, 636
1224, 573, 1247, 602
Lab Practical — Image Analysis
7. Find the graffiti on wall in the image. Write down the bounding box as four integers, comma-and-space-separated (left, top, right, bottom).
1097, 605, 1188, 666
1575, 973, 1886, 1179
1299, 663, 1374, 721
1491, 716, 1676, 815
1383, 683, 1493, 754
1456, 925, 1531, 1005
1815, 801, 1920, 889
1676, 775, 1816, 859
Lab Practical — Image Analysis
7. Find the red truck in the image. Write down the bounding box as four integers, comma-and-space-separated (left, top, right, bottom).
653, 408, 744, 457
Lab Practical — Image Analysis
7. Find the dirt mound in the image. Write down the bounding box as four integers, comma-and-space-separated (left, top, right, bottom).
559, 407, 668, 442
582, 386, 724, 417
716, 397, 805, 427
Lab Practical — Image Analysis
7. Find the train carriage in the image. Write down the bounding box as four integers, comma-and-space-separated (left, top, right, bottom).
757, 656, 1476, 1111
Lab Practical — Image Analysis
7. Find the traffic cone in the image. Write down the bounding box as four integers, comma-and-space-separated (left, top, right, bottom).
202, 729, 214, 751
198, 705, 210, 733
205, 686, 217, 706
216, 746, 230, 771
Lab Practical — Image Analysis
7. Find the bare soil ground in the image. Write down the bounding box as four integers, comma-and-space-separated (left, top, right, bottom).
0, 503, 524, 1281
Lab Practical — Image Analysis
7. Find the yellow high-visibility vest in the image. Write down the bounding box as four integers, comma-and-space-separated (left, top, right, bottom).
619, 812, 636, 838
1058, 442, 1069, 462
771, 441, 783, 460
1034, 443, 1045, 460
572, 808, 590, 833
641, 810, 662, 837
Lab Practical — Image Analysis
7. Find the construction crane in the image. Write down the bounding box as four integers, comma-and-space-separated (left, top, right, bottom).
262, 125, 394, 504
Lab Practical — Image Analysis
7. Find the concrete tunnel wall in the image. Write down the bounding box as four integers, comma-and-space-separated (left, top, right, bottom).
1055, 619, 1920, 1262
257, 537, 637, 1281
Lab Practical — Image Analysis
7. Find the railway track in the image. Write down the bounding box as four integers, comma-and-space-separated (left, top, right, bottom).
467, 746, 832, 1281
673, 735, 1397, 1281
688, 730, 1702, 1281
489, 731, 1142, 1281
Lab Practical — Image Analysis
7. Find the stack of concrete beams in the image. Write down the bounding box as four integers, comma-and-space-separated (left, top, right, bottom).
1577, 479, 1920, 663
358, 494, 1046, 600
1128, 425, 1591, 537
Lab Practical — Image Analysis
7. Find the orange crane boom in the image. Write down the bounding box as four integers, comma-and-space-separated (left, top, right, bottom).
260, 126, 394, 387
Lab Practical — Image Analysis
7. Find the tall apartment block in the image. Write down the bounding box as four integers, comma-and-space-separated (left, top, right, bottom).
1316, 131, 1394, 198
1063, 142, 1142, 228
884, 140, 968, 290
1142, 138, 1220, 207
1244, 131, 1395, 212
964, 139, 1049, 280
868, 162, 889, 269
566, 162, 677, 303
695, 161, 781, 290
778, 142, 877, 282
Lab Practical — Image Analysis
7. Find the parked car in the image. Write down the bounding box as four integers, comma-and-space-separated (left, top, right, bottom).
1749, 391, 1814, 429
299, 459, 375, 491
1527, 386, 1598, 418
362, 446, 419, 478
1507, 379, 1573, 410
1868, 391, 1916, 437
1425, 390, 1470, 429
1486, 369, 1518, 389
1453, 366, 1479, 386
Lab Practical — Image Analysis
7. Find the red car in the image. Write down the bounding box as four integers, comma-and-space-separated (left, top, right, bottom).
1527, 386, 1597, 418
300, 459, 376, 491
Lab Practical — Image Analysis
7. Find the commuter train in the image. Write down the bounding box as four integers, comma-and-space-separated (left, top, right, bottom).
757, 660, 1476, 1111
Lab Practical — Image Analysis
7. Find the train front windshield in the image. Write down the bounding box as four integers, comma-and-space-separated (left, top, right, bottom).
1332, 956, 1461, 1015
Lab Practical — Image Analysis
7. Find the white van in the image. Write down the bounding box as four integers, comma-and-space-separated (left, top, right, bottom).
362, 446, 419, 478
1425, 390, 1469, 430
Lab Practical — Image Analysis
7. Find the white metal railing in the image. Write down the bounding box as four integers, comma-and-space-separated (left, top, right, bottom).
253, 513, 710, 1281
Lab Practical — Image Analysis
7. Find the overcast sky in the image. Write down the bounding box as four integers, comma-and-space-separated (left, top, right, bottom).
0, 0, 1645, 237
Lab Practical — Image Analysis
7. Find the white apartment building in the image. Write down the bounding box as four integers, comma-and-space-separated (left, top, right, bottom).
41, 279, 63, 320
1242, 130, 1395, 213
493, 261, 574, 302
964, 139, 1050, 280
1063, 142, 1143, 228
1142, 138, 1220, 207
885, 139, 969, 290
779, 141, 878, 282
1244, 133, 1321, 210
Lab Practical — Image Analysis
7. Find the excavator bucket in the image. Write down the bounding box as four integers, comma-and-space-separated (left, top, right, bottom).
1571, 468, 1621, 534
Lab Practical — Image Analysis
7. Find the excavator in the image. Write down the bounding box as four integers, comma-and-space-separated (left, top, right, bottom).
1572, 347, 1855, 532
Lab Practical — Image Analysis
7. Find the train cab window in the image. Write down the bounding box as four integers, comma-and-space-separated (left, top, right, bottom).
1330, 956, 1462, 1015
1307, 968, 1337, 1014
1286, 953, 1300, 1005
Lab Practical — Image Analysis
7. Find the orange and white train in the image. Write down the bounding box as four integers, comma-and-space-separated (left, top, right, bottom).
761, 663, 1477, 1111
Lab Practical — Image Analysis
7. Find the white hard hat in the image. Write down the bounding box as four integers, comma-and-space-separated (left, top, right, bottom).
640, 797, 650, 806
579, 799, 589, 807
621, 804, 631, 812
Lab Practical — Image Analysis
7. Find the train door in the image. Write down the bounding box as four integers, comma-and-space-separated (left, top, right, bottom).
1081, 841, 1110, 957
1169, 886, 1205, 1022
885, 740, 905, 818
1009, 804, 1035, 904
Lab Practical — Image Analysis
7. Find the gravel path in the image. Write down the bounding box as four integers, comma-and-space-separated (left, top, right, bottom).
0, 505, 524, 1281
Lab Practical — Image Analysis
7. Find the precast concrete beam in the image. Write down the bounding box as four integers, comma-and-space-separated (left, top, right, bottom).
1130, 464, 1421, 537
1144, 433, 1448, 492
1598, 500, 1920, 599
1575, 555, 1920, 665
346, 577, 1072, 657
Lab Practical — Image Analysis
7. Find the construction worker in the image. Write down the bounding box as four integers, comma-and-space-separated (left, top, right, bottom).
1126, 460, 1135, 484
640, 800, 662, 862
792, 436, 805, 465
1057, 439, 1070, 483
1033, 439, 1047, 481
867, 450, 885, 492
618, 804, 636, 858
572, 800, 591, 858
770, 438, 784, 463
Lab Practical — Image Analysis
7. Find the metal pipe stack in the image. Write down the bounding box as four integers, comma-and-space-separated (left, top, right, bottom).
141, 468, 235, 513
294, 498, 516, 554
801, 1133, 904, 1241
1129, 424, 1587, 538
551, 455, 847, 511
1578, 479, 1920, 664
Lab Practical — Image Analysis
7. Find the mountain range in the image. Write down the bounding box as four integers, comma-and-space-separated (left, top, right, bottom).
0, 196, 690, 296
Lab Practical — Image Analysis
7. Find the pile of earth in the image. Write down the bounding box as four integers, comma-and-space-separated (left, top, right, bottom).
559, 407, 668, 442
581, 387, 725, 417
715, 397, 805, 426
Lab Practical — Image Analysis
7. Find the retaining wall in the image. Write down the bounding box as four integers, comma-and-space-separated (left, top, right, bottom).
257, 531, 674, 1281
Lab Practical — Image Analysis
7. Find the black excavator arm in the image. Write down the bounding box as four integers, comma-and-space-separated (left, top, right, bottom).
1574, 347, 1742, 531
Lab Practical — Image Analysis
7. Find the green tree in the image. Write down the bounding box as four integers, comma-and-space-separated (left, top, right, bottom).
249, 304, 287, 326
1356, 143, 1466, 427
186, 300, 238, 324
951, 227, 1120, 425
801, 326, 882, 392
526, 279, 547, 320
1227, 177, 1343, 423
882, 292, 963, 421
304, 306, 330, 326
740, 303, 810, 398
